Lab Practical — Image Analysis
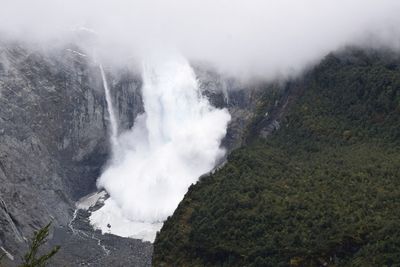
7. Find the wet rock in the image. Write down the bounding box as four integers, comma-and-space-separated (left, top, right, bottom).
0, 42, 142, 263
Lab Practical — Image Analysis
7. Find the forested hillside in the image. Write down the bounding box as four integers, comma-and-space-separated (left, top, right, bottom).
153, 48, 400, 267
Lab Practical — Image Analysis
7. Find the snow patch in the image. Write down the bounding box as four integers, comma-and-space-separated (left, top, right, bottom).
76, 191, 107, 210
90, 198, 162, 242
65, 48, 87, 57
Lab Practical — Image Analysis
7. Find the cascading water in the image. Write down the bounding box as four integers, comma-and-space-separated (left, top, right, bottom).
99, 64, 118, 147
90, 56, 231, 242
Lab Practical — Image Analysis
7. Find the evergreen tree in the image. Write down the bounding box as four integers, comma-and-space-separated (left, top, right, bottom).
20, 222, 60, 267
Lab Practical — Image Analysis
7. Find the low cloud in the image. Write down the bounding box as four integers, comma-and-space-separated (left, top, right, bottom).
0, 0, 399, 78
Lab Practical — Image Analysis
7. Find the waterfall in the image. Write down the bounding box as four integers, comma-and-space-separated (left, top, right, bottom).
99, 64, 118, 147
91, 56, 231, 242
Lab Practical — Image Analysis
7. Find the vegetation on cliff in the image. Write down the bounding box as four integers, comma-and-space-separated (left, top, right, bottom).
153, 48, 400, 266
21, 223, 60, 267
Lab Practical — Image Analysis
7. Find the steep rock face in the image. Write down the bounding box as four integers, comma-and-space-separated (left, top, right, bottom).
195, 65, 263, 151
0, 42, 142, 259
0, 41, 260, 265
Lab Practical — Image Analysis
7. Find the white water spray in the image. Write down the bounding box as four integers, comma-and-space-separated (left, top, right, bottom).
99, 64, 118, 147
90, 56, 230, 241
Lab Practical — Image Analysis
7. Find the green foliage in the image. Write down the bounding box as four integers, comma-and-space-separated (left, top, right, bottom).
20, 222, 60, 267
153, 48, 400, 267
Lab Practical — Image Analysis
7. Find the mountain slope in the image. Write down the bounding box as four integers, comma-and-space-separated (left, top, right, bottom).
0, 42, 143, 264
153, 48, 400, 267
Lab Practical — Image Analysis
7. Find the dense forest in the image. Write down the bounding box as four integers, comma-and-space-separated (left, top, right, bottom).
153, 48, 400, 266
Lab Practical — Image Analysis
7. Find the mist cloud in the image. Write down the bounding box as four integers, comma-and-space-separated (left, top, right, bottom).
90, 56, 230, 241
1, 0, 399, 78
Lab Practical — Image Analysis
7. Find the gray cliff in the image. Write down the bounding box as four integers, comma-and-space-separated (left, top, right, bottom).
0, 41, 260, 266
0, 42, 143, 264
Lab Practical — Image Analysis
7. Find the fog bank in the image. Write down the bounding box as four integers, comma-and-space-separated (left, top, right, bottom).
1, 0, 399, 78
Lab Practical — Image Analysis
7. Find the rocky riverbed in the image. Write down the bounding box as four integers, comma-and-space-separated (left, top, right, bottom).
49, 191, 153, 267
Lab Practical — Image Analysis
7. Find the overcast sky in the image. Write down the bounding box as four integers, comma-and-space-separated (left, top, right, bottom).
1, 0, 399, 78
